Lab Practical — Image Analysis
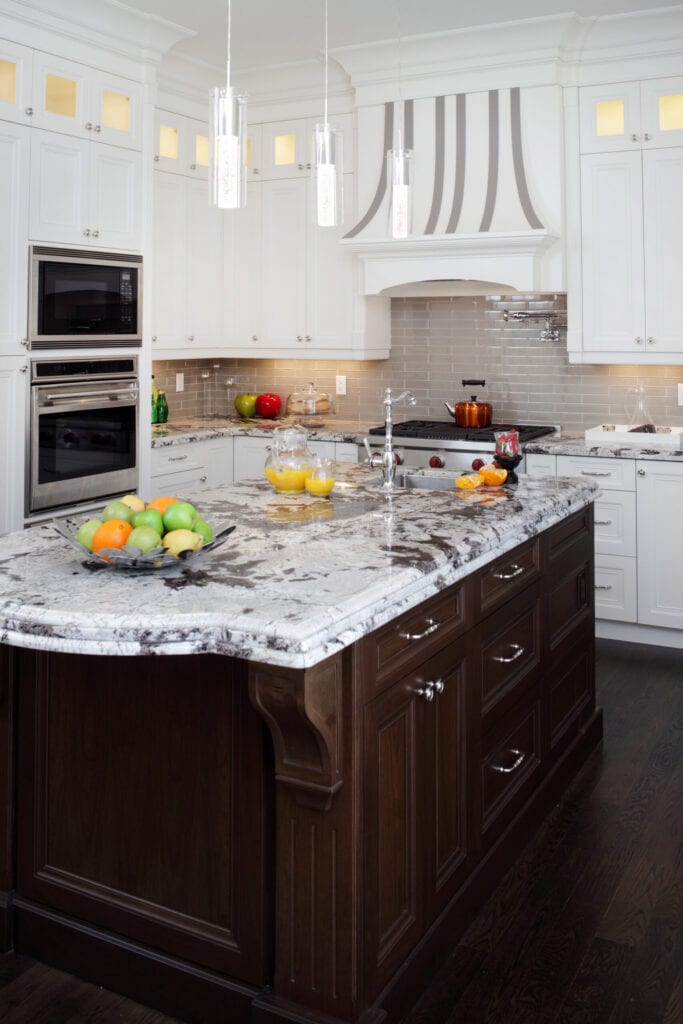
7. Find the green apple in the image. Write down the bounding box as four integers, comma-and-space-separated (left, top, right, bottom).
127, 525, 163, 553
234, 393, 258, 418
76, 518, 103, 552
163, 501, 197, 532
193, 517, 213, 544
102, 499, 134, 524
131, 508, 164, 534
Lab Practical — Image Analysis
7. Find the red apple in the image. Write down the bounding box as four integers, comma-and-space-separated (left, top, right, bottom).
255, 393, 282, 418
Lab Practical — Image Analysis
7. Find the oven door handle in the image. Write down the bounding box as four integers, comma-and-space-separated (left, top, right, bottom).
40, 387, 139, 404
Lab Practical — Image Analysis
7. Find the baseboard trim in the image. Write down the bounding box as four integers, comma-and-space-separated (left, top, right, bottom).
596, 620, 683, 649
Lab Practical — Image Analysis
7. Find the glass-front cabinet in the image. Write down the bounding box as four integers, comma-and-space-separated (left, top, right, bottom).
154, 109, 209, 178
0, 39, 33, 125
580, 76, 683, 153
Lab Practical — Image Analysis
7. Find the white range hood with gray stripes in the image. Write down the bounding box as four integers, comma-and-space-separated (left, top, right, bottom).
341, 86, 562, 297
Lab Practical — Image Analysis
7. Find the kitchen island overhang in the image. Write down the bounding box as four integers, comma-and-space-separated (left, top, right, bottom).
0, 468, 601, 1024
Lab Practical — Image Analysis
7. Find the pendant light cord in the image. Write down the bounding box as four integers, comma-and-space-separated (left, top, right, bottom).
226, 0, 232, 87
323, 0, 329, 127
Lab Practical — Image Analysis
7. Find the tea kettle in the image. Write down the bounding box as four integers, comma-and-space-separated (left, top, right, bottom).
444, 380, 493, 428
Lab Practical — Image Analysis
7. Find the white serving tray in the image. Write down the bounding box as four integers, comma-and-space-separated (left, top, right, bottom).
585, 424, 683, 447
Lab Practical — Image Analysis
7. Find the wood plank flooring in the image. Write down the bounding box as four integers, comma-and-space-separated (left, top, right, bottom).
1, 638, 681, 1024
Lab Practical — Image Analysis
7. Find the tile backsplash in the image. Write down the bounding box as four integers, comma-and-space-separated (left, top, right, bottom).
152, 294, 683, 430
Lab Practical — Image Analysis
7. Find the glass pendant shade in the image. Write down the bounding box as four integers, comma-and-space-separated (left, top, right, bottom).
314, 123, 343, 226
209, 86, 247, 209
388, 146, 413, 239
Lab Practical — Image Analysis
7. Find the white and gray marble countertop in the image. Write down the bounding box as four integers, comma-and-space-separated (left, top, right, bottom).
152, 418, 683, 462
151, 416, 373, 447
0, 466, 597, 667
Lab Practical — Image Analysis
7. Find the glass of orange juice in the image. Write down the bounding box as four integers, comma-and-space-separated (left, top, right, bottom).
305, 458, 335, 497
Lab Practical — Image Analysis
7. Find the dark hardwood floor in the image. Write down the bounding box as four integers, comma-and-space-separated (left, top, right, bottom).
1, 638, 681, 1024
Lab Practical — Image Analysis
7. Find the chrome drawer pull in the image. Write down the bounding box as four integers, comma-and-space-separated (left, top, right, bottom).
432, 679, 445, 694
595, 519, 613, 526
492, 564, 524, 581
168, 454, 188, 462
491, 643, 525, 664
594, 584, 613, 591
491, 748, 525, 774
399, 618, 439, 642
414, 683, 434, 702
580, 470, 612, 477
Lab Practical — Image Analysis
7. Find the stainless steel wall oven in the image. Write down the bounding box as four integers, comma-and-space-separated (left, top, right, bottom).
28, 357, 139, 516
28, 246, 142, 350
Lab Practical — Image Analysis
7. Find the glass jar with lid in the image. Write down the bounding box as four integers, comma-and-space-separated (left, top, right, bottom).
264, 424, 315, 493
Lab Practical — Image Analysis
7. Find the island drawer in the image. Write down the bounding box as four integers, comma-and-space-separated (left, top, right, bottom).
473, 538, 541, 619
361, 583, 468, 698
556, 455, 636, 491
481, 692, 542, 845
479, 583, 541, 725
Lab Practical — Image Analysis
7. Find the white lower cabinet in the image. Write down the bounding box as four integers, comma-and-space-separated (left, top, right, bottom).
151, 438, 234, 497
0, 357, 28, 535
594, 555, 638, 623
29, 128, 141, 250
635, 460, 683, 630
524, 453, 556, 478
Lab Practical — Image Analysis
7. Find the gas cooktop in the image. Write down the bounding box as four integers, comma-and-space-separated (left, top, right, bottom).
368, 420, 556, 444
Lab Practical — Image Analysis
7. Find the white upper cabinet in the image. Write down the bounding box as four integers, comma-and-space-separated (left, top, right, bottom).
30, 52, 142, 150
154, 109, 209, 179
0, 122, 30, 355
580, 76, 683, 153
29, 128, 142, 250
259, 114, 353, 180
0, 39, 34, 126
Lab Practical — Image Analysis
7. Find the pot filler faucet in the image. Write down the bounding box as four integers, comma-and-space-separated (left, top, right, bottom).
364, 387, 417, 492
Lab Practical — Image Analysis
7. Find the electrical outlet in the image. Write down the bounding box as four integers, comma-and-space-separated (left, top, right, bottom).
678, 383, 683, 406
175, 372, 184, 393
336, 375, 347, 396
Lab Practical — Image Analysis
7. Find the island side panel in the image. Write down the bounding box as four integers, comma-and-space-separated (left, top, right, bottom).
14, 650, 273, 987
0, 645, 16, 951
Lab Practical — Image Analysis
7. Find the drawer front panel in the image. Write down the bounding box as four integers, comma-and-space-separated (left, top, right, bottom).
151, 447, 202, 476
475, 539, 540, 618
365, 585, 468, 696
480, 586, 541, 720
556, 456, 636, 491
482, 699, 541, 837
593, 491, 636, 556
594, 554, 637, 622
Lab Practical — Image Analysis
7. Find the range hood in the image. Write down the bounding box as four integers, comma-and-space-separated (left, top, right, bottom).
341, 231, 559, 297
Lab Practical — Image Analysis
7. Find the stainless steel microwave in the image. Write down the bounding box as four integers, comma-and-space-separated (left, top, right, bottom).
28, 245, 142, 350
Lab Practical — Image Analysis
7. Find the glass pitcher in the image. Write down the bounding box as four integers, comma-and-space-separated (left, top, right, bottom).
264, 424, 315, 493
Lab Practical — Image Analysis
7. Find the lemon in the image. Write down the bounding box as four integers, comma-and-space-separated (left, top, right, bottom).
163, 529, 204, 557
120, 494, 146, 513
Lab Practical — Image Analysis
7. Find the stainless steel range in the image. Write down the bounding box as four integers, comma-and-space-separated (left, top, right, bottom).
363, 420, 557, 472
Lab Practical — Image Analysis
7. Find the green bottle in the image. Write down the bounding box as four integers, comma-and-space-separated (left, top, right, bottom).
156, 390, 168, 424
151, 390, 158, 424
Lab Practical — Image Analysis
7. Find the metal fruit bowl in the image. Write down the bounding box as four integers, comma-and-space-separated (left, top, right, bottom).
52, 518, 236, 572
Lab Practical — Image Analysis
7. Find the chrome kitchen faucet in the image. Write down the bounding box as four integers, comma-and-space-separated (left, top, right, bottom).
364, 387, 416, 493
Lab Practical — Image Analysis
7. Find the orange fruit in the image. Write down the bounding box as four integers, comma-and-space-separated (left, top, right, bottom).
455, 473, 484, 489
91, 519, 133, 560
146, 496, 179, 515
479, 464, 508, 486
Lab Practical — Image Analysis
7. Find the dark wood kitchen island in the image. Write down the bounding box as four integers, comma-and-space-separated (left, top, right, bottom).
0, 467, 602, 1024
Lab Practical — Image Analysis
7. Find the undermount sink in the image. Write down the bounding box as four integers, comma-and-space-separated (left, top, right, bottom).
396, 471, 456, 491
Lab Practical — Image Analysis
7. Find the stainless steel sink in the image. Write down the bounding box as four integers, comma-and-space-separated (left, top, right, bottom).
396, 472, 455, 491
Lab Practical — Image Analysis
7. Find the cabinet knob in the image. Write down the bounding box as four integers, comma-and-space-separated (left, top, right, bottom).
152, 335, 157, 342
306, 162, 311, 170
83, 228, 91, 236
414, 683, 434, 702
154, 154, 160, 162
631, 133, 639, 142
644, 132, 651, 141
25, 106, 33, 116
433, 679, 445, 694
94, 124, 101, 133
188, 335, 194, 341
297, 163, 304, 170
647, 337, 655, 345
85, 122, 93, 130
92, 229, 99, 238
296, 335, 303, 341
190, 163, 197, 170
638, 468, 646, 477
253, 167, 260, 175
19, 364, 28, 373
20, 338, 28, 347
635, 336, 643, 344
251, 335, 258, 341
200, 475, 207, 483
305, 335, 312, 341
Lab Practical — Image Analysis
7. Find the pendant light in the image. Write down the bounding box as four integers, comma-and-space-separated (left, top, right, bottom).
209, 0, 247, 209
387, 0, 412, 238
314, 0, 343, 226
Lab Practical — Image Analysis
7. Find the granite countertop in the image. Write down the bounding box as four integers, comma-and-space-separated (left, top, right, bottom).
153, 419, 683, 462
0, 466, 597, 667
152, 416, 373, 447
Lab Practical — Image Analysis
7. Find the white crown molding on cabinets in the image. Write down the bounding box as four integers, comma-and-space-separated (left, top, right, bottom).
0, 0, 194, 75
341, 231, 559, 296
335, 8, 683, 104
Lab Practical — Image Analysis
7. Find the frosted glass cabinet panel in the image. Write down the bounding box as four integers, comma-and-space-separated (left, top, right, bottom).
154, 110, 209, 179
581, 77, 683, 153
0, 40, 33, 125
